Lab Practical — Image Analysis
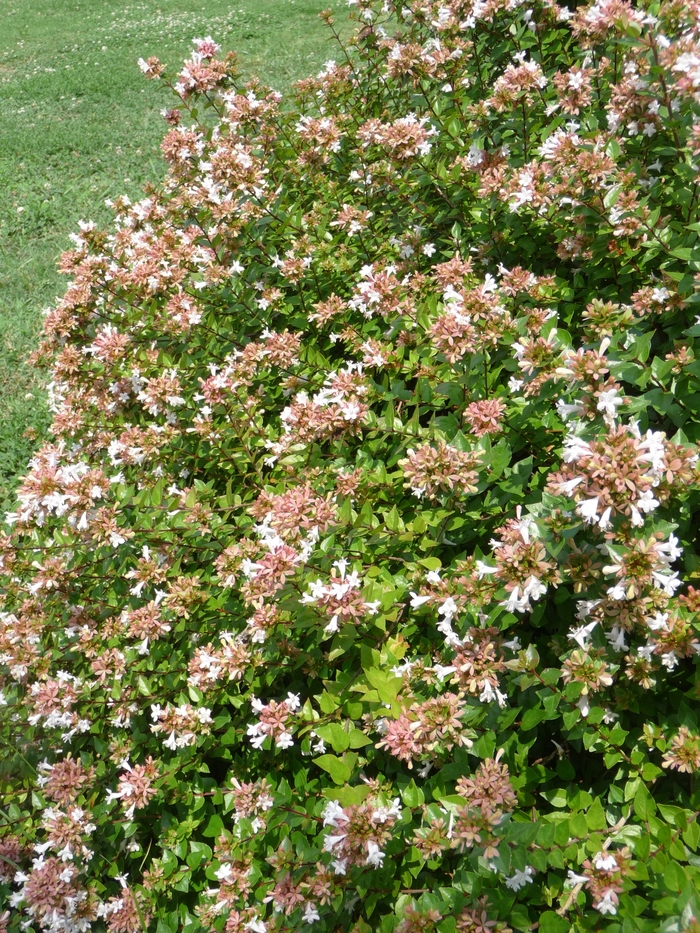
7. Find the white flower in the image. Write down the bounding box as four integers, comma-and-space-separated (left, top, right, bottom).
605, 625, 629, 651
438, 597, 458, 622
244, 919, 267, 933
479, 681, 507, 707
637, 644, 654, 662
323, 800, 347, 828
410, 592, 431, 608
241, 558, 262, 580
577, 695, 590, 717
577, 496, 599, 523
248, 730, 266, 750
568, 620, 597, 649
515, 514, 539, 543
638, 430, 667, 472
566, 869, 589, 886
606, 625, 628, 652
523, 575, 547, 601
372, 799, 401, 822
596, 388, 623, 421
607, 582, 627, 601
417, 761, 433, 778
630, 505, 644, 527
647, 612, 668, 632
557, 399, 584, 421
636, 489, 659, 515
576, 599, 601, 620
505, 866, 535, 890
58, 843, 74, 861
276, 732, 294, 749
500, 586, 530, 613
436, 617, 462, 647
593, 852, 618, 871
476, 561, 499, 578
301, 579, 327, 604
598, 507, 612, 530
652, 569, 681, 596
303, 902, 320, 923
657, 533, 682, 564
559, 476, 585, 496
365, 841, 385, 868
661, 651, 679, 670
595, 890, 618, 915
563, 435, 591, 462
434, 664, 457, 681
323, 833, 347, 852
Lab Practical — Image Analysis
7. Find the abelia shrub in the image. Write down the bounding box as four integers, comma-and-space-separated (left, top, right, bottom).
3, 4, 700, 932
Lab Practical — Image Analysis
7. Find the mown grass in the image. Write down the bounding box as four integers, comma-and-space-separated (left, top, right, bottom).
0, 0, 347, 509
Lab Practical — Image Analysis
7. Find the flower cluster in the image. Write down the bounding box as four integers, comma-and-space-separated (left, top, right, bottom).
376, 691, 472, 766
400, 440, 482, 500
247, 693, 301, 750
321, 796, 401, 872
2, 2, 700, 932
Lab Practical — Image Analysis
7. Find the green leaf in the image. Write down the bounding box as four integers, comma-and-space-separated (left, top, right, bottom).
657, 805, 688, 830
634, 784, 657, 821
401, 779, 425, 808
539, 912, 570, 933
201, 814, 224, 838
319, 691, 340, 714
365, 668, 402, 703
642, 762, 664, 781
521, 707, 546, 730
682, 820, 700, 852
384, 400, 395, 431
314, 754, 352, 785
315, 723, 351, 753
187, 841, 212, 869
663, 860, 686, 893
347, 728, 372, 749
570, 813, 587, 838
585, 798, 607, 831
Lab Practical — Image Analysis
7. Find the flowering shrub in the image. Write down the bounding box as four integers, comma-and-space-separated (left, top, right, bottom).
3, 2, 700, 931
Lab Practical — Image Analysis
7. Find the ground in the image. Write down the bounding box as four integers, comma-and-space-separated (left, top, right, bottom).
0, 0, 346, 508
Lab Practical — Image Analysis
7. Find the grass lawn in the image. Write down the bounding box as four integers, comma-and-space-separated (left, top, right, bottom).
0, 0, 347, 509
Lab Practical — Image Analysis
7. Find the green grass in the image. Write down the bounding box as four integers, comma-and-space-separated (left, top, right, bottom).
0, 0, 348, 508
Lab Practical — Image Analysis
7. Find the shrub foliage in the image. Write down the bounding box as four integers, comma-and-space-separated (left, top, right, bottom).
2, 1, 700, 931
